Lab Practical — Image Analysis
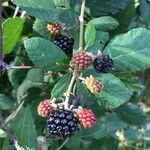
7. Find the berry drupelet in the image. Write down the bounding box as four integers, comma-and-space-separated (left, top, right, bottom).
93, 54, 113, 73
53, 35, 74, 56
47, 109, 79, 138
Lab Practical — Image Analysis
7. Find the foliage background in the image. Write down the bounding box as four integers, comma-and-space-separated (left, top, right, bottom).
1, 0, 150, 150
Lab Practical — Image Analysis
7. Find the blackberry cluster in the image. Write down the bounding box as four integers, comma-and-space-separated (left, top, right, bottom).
53, 35, 74, 56
93, 54, 113, 73
47, 109, 79, 138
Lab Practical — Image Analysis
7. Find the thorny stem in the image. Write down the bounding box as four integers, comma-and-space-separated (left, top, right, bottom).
64, 0, 86, 109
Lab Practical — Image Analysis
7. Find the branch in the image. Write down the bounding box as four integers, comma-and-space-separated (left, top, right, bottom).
79, 0, 86, 51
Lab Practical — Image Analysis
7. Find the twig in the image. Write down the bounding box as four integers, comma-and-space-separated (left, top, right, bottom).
0, 112, 16, 143
0, 61, 33, 70
13, 6, 20, 18
79, 0, 86, 51
2, 94, 28, 126
57, 138, 69, 150
2, 99, 26, 126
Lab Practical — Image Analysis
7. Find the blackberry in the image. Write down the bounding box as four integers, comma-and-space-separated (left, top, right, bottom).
47, 23, 63, 36
93, 54, 113, 73
77, 109, 96, 129
84, 75, 103, 94
70, 51, 92, 70
47, 109, 79, 138
37, 99, 53, 117
53, 35, 74, 56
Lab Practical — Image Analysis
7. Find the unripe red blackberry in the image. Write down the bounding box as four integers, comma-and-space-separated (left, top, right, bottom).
53, 35, 74, 56
70, 51, 92, 70
47, 109, 79, 138
37, 100, 53, 117
84, 75, 103, 94
93, 54, 113, 73
47, 23, 63, 36
77, 109, 96, 129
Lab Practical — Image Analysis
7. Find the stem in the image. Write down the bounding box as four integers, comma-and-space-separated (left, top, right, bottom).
57, 138, 69, 150
64, 70, 77, 109
79, 0, 86, 51
0, 0, 3, 61
64, 0, 86, 109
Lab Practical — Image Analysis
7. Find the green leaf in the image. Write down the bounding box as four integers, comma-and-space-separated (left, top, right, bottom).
2, 138, 15, 150
111, 0, 136, 35
58, 9, 78, 27
51, 73, 71, 98
0, 129, 7, 138
17, 69, 44, 102
86, 0, 129, 16
80, 118, 108, 140
140, 0, 150, 25
65, 135, 81, 150
106, 113, 126, 132
24, 37, 67, 71
0, 94, 13, 110
85, 23, 96, 48
115, 73, 144, 93
11, 105, 38, 149
33, 19, 52, 40
125, 127, 139, 141
90, 16, 119, 31
11, 0, 59, 21
53, 0, 71, 9
84, 137, 119, 150
88, 31, 109, 55
96, 73, 132, 108
3, 17, 25, 54
104, 28, 150, 72
115, 104, 146, 126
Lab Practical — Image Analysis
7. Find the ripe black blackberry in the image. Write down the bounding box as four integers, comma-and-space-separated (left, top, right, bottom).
53, 35, 74, 56
93, 54, 113, 73
47, 109, 79, 138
